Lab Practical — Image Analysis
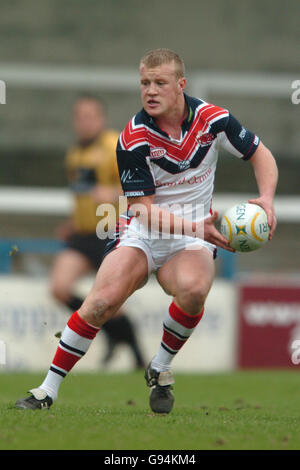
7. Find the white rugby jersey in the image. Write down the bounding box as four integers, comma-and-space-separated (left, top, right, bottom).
116, 94, 259, 223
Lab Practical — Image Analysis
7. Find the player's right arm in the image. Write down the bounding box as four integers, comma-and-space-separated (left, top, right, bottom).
128, 195, 232, 251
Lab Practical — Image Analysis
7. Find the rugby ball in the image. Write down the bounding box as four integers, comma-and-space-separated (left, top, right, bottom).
220, 203, 270, 252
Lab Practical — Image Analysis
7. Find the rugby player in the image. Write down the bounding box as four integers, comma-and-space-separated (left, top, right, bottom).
15, 49, 278, 413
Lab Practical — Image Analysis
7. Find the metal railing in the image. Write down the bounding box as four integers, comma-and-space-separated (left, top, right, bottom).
0, 238, 237, 279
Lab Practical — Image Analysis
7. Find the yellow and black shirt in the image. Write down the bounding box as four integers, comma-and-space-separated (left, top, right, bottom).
65, 130, 120, 234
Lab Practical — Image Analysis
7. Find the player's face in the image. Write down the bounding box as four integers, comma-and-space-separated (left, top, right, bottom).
140, 62, 186, 119
73, 99, 106, 141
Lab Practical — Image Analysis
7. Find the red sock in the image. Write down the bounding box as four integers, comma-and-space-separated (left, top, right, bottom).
162, 302, 204, 354
151, 302, 204, 372
40, 311, 100, 400
51, 311, 100, 377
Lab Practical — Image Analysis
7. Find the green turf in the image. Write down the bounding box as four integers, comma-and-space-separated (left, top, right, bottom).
1, 370, 300, 450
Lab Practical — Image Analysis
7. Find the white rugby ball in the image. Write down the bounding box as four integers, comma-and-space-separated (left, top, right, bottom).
220, 203, 270, 252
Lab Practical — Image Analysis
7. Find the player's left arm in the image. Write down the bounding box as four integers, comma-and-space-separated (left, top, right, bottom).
216, 112, 278, 240
248, 141, 278, 239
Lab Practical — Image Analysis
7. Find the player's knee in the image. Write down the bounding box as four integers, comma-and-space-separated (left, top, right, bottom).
79, 292, 118, 327
177, 282, 207, 314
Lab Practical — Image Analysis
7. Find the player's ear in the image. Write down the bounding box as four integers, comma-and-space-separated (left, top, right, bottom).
178, 77, 186, 92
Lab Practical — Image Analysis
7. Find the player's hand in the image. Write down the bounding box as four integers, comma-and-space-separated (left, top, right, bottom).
90, 185, 119, 203
248, 196, 277, 240
55, 219, 75, 241
201, 211, 235, 252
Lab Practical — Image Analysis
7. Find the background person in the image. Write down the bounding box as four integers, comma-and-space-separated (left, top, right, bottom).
49, 94, 145, 370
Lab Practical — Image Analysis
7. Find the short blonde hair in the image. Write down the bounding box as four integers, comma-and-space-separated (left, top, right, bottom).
140, 48, 185, 79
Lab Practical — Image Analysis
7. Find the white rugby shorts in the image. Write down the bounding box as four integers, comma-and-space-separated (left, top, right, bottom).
104, 213, 217, 275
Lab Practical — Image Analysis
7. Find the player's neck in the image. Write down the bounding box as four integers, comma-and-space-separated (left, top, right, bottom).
156, 97, 187, 141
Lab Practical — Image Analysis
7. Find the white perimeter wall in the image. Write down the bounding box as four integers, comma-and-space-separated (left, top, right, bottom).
0, 275, 237, 373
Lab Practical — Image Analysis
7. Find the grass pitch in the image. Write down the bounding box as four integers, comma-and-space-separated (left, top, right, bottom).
1, 370, 300, 450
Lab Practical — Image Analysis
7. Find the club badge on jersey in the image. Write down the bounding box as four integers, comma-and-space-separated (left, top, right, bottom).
195, 130, 215, 147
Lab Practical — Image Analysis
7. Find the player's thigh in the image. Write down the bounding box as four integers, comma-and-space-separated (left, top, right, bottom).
50, 249, 92, 294
157, 246, 215, 301
79, 246, 149, 325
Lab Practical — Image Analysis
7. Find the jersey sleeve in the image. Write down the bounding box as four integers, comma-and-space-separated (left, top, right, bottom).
215, 113, 260, 160
116, 119, 156, 197
116, 144, 155, 197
